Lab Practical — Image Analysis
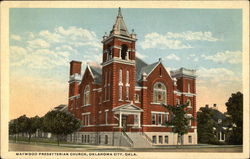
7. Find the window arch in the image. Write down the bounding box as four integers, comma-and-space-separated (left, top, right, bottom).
106, 45, 112, 61
187, 99, 192, 107
187, 83, 191, 93
121, 44, 128, 60
153, 82, 167, 104
83, 85, 90, 105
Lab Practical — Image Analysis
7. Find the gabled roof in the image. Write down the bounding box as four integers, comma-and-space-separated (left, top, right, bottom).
112, 103, 143, 112
83, 57, 172, 86
140, 61, 159, 77
88, 65, 102, 85
110, 7, 130, 37
53, 104, 68, 113
135, 57, 148, 81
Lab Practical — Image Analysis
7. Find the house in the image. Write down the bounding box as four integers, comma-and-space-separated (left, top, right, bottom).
67, 8, 197, 147
53, 104, 68, 113
210, 104, 229, 142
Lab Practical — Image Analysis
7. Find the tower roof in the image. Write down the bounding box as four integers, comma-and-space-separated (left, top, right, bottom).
110, 7, 130, 37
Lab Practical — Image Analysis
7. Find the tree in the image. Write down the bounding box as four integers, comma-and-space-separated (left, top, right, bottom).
17, 115, 29, 137
43, 110, 81, 146
26, 116, 42, 142
225, 92, 243, 145
197, 106, 217, 144
162, 103, 192, 146
9, 119, 19, 142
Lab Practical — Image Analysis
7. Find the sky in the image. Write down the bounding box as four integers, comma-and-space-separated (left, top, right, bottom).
9, 8, 242, 119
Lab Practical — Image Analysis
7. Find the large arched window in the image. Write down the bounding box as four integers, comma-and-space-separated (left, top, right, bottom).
121, 44, 128, 60
187, 83, 191, 93
187, 99, 192, 108
83, 85, 90, 105
153, 82, 167, 104
107, 46, 112, 60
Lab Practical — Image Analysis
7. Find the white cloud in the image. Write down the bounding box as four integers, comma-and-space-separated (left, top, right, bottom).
166, 31, 220, 42
55, 45, 77, 54
140, 32, 192, 50
55, 26, 98, 42
193, 57, 199, 62
165, 53, 180, 61
10, 47, 70, 69
39, 30, 62, 43
202, 50, 242, 64
10, 46, 27, 63
10, 46, 27, 57
187, 54, 199, 62
197, 67, 241, 86
140, 31, 220, 50
27, 39, 50, 48
11, 34, 21, 41
10, 26, 102, 69
136, 52, 147, 59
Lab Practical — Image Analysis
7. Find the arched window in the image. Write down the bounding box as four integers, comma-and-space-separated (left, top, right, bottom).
119, 69, 123, 101
84, 85, 90, 105
153, 82, 167, 104
135, 94, 140, 103
187, 83, 191, 93
121, 44, 128, 60
187, 99, 192, 107
176, 99, 180, 105
119, 69, 122, 83
107, 46, 112, 60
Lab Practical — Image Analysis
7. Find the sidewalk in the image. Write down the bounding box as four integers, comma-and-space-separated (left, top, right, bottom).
9, 140, 242, 152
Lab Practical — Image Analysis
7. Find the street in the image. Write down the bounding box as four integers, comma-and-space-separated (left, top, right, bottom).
9, 142, 242, 152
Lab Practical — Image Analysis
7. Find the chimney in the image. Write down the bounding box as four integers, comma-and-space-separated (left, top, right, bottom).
70, 61, 82, 75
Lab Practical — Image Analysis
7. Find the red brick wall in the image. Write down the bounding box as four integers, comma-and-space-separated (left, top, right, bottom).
70, 61, 81, 75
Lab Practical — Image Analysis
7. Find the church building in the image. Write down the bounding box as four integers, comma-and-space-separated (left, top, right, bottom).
67, 8, 197, 147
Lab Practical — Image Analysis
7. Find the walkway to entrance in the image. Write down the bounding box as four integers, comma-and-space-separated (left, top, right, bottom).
112, 103, 143, 129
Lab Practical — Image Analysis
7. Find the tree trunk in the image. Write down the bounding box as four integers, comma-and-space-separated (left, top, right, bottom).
57, 134, 60, 146
29, 133, 31, 143
181, 134, 183, 147
176, 134, 179, 148
15, 134, 17, 143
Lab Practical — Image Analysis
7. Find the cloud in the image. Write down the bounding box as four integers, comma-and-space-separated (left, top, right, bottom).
11, 34, 21, 41
196, 67, 242, 112
136, 52, 147, 59
187, 54, 199, 62
193, 57, 199, 62
10, 46, 27, 57
55, 45, 77, 54
165, 53, 180, 61
140, 32, 192, 50
202, 50, 242, 64
27, 39, 50, 48
140, 31, 219, 50
197, 67, 241, 86
166, 31, 220, 42
39, 30, 62, 43
10, 46, 27, 63
10, 26, 102, 69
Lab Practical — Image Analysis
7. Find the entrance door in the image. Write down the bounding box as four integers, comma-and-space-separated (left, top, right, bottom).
122, 115, 128, 132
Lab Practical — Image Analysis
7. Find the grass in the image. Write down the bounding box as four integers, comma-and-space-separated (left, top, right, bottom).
9, 136, 98, 148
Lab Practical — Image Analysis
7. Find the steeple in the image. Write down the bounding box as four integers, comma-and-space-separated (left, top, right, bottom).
110, 7, 130, 37
118, 7, 122, 17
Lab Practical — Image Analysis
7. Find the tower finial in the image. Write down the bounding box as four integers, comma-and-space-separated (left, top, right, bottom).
118, 7, 122, 17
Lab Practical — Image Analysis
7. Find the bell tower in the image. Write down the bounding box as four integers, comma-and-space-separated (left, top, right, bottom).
101, 8, 137, 108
